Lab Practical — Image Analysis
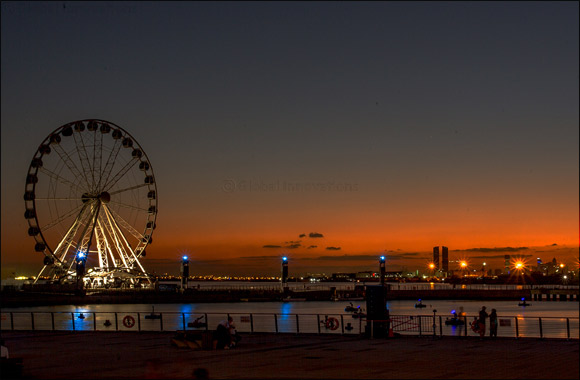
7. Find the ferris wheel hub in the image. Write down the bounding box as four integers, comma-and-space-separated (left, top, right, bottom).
99, 192, 111, 204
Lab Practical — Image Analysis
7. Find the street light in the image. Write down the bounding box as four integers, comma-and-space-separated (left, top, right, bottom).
181, 255, 190, 290
379, 256, 386, 286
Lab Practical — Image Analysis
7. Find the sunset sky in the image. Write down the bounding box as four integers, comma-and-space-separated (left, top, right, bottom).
1, 2, 578, 278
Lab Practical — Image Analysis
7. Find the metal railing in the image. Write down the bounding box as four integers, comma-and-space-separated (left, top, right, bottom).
1, 311, 578, 340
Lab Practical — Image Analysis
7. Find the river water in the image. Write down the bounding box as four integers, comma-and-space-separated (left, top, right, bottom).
3, 299, 578, 318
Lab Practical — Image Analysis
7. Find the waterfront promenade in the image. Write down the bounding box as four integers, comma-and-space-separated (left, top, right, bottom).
1, 331, 578, 379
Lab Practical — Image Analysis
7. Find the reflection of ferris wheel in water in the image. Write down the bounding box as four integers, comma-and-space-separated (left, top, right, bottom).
24, 119, 157, 289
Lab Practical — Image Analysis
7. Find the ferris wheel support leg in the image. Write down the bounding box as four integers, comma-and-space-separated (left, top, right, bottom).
33, 265, 48, 284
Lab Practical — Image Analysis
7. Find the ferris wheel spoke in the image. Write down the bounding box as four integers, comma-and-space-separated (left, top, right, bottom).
109, 183, 149, 196
98, 138, 123, 191
38, 167, 88, 195
107, 200, 150, 213
41, 203, 85, 232
73, 133, 91, 190
50, 143, 89, 190
102, 157, 140, 192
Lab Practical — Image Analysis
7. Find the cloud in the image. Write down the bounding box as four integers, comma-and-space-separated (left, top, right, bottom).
299, 234, 306, 238
284, 243, 301, 249
262, 245, 281, 248
325, 246, 341, 250
307, 245, 317, 249
459, 247, 528, 253
309, 232, 324, 238
310, 254, 377, 261
470, 254, 534, 259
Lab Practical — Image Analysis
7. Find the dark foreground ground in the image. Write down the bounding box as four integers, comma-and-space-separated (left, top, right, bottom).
1, 331, 578, 379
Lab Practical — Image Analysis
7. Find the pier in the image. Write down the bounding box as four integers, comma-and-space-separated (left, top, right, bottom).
1, 331, 578, 379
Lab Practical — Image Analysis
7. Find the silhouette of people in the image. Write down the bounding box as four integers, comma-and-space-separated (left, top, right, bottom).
478, 306, 489, 339
193, 367, 209, 379
228, 318, 241, 348
215, 317, 233, 349
489, 308, 498, 338
1, 339, 8, 359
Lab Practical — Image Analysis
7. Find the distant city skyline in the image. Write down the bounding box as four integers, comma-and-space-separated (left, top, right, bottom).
1, 2, 578, 279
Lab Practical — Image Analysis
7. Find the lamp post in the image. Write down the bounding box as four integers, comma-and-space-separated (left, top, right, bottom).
281, 256, 289, 293
75, 250, 87, 295
379, 256, 386, 286
180, 255, 189, 291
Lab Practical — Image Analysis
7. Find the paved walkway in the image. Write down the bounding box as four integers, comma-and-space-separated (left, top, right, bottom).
1, 331, 578, 379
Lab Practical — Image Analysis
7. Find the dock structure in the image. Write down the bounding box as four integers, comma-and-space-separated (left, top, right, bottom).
531, 288, 579, 301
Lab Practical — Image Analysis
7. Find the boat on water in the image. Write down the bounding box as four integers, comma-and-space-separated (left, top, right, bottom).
283, 297, 307, 302
344, 303, 361, 312
518, 298, 531, 307
144, 306, 162, 319
414, 299, 427, 308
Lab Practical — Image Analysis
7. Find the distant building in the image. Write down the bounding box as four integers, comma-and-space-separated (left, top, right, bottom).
442, 246, 449, 273
331, 273, 356, 281
504, 255, 510, 274
433, 246, 440, 270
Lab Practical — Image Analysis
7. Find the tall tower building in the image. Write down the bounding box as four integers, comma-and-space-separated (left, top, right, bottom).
433, 246, 440, 270
442, 246, 449, 273
504, 255, 511, 274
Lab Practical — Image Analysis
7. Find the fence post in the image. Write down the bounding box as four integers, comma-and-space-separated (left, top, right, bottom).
93, 312, 97, 331
464, 316, 467, 337
296, 314, 299, 334
182, 313, 186, 331
31, 312, 35, 331
538, 318, 543, 339
566, 318, 570, 340
317, 314, 321, 334
341, 315, 344, 334
160, 313, 163, 331
115, 313, 118, 331
10, 312, 14, 331
274, 314, 278, 333
51, 312, 55, 331
439, 316, 443, 337
418, 316, 422, 336
515, 317, 519, 339
137, 313, 141, 331
71, 312, 75, 331
204, 314, 208, 331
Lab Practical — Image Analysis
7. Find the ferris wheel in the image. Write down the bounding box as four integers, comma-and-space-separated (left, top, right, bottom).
24, 119, 157, 289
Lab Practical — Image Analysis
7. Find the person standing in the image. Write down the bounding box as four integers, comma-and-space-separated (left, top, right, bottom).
478, 306, 489, 339
1, 339, 8, 359
489, 309, 498, 338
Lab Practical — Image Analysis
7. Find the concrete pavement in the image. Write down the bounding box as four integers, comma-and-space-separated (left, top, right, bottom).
1, 331, 578, 379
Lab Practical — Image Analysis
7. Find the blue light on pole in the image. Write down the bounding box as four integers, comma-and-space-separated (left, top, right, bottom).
77, 251, 86, 260
380, 256, 385, 263
282, 256, 288, 262
183, 255, 188, 261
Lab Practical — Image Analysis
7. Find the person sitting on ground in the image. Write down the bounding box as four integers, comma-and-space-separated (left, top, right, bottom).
215, 317, 233, 349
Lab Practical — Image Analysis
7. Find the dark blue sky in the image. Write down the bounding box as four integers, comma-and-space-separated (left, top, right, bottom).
2, 2, 578, 277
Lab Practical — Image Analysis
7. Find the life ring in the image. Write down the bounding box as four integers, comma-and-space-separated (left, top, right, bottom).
326, 317, 339, 330
470, 320, 480, 333
123, 315, 136, 328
